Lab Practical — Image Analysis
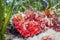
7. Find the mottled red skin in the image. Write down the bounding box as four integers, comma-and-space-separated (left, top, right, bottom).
12, 10, 60, 37
12, 17, 45, 37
